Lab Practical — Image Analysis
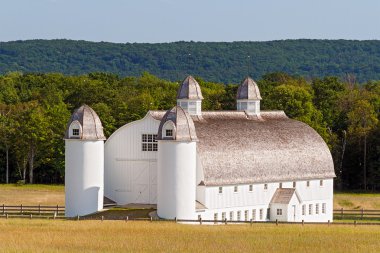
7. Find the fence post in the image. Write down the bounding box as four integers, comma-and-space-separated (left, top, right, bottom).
341, 208, 343, 220
56, 205, 59, 215
2, 204, 4, 215
361, 208, 364, 220
6, 213, 8, 219
30, 214, 32, 219
354, 220, 357, 227
225, 218, 227, 225
276, 219, 278, 226
302, 220, 304, 226
54, 212, 57, 220
101, 216, 104, 222
328, 220, 330, 226
199, 217, 202, 225
174, 217, 177, 223
77, 215, 80, 221
39, 204, 41, 215
250, 219, 253, 226
150, 217, 153, 222
20, 204, 23, 214
126, 216, 128, 222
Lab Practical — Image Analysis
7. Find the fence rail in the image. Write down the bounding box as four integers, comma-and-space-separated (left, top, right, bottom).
333, 208, 380, 220
1, 204, 64, 216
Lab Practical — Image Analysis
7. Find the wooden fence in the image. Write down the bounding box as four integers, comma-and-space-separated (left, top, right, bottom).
333, 208, 380, 220
0, 204, 64, 217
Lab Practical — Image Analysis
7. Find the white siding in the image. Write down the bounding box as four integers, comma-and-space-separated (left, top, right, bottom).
104, 113, 160, 204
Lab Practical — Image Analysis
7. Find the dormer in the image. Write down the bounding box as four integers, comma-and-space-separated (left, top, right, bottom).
236, 76, 262, 115
68, 120, 82, 139
176, 76, 203, 116
162, 120, 176, 140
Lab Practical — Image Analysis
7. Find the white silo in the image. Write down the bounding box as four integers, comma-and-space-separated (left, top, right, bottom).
157, 106, 198, 220
64, 104, 106, 217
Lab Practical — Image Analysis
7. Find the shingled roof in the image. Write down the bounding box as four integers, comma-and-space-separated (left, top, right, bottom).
236, 76, 262, 100
177, 75, 204, 100
64, 104, 106, 140
270, 188, 301, 204
150, 110, 335, 186
157, 106, 198, 141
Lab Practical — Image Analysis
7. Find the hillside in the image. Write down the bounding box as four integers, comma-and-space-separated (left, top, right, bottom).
1, 39, 380, 83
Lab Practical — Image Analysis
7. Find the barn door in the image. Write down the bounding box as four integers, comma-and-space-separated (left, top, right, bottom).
149, 161, 157, 204
133, 162, 150, 203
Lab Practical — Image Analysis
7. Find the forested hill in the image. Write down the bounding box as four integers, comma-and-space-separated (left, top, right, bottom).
0, 39, 380, 83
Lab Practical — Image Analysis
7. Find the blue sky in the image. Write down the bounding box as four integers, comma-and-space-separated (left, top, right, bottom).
1, 0, 379, 42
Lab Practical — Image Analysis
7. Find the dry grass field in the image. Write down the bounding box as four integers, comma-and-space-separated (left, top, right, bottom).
334, 193, 380, 210
0, 219, 379, 253
0, 184, 64, 205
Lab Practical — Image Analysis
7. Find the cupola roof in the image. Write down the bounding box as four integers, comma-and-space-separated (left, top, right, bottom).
64, 104, 106, 140
236, 76, 262, 100
177, 75, 204, 100
157, 106, 198, 141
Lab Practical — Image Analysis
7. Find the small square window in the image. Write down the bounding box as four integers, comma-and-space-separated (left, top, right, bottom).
322, 203, 326, 214
264, 184, 268, 190
72, 129, 79, 136
142, 134, 147, 142
249, 185, 253, 192
214, 213, 218, 221
165, 129, 173, 137
222, 212, 226, 220
198, 215, 201, 220
320, 180, 324, 187
293, 182, 296, 188
218, 187, 223, 194
237, 211, 241, 221
245, 210, 249, 221
309, 204, 313, 215
277, 209, 282, 215
302, 205, 306, 215
142, 143, 147, 151
234, 186, 238, 193
153, 143, 158, 151
259, 209, 263, 220
252, 209, 256, 221
229, 211, 234, 221
306, 181, 310, 187
279, 183, 282, 188
316, 204, 319, 214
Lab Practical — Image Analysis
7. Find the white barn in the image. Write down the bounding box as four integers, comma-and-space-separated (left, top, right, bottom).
65, 75, 336, 222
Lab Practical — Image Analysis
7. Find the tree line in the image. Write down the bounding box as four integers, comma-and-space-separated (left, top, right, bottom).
1, 39, 380, 83
0, 72, 379, 191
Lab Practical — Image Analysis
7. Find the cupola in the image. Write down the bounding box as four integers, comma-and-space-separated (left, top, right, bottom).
236, 76, 262, 115
64, 104, 106, 140
157, 106, 198, 142
176, 75, 203, 116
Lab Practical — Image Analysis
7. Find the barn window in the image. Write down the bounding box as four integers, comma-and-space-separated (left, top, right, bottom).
306, 181, 310, 187
72, 129, 79, 136
322, 203, 326, 214
229, 211, 234, 221
222, 212, 226, 221
293, 182, 296, 188
165, 129, 173, 137
309, 204, 313, 215
302, 205, 306, 215
214, 213, 218, 221
249, 184, 253, 192
316, 204, 319, 214
244, 210, 249, 221
320, 180, 324, 187
279, 183, 283, 188
237, 211, 241, 221
234, 186, 238, 193
198, 215, 201, 220
142, 134, 158, 152
264, 184, 268, 190
252, 209, 256, 221
259, 209, 263, 220
267, 208, 270, 220
218, 187, 223, 194
277, 209, 282, 215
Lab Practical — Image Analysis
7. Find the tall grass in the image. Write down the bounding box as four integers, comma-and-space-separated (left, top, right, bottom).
0, 219, 379, 252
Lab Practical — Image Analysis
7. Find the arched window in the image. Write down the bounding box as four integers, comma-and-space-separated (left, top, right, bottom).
69, 121, 82, 138
162, 120, 176, 139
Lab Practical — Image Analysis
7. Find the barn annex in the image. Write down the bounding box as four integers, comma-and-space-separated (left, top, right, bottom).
64, 76, 335, 222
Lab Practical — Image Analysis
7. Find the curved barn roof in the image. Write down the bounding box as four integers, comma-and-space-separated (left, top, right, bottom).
64, 104, 106, 140
150, 110, 335, 185
236, 76, 262, 100
157, 106, 198, 141
177, 75, 204, 100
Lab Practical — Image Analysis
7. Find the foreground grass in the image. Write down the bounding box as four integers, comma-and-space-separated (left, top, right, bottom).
0, 219, 379, 253
0, 184, 64, 205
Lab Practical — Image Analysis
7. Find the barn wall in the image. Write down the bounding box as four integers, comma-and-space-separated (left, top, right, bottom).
104, 113, 160, 205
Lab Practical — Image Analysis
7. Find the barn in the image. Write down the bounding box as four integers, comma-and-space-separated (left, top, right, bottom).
65, 75, 335, 222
